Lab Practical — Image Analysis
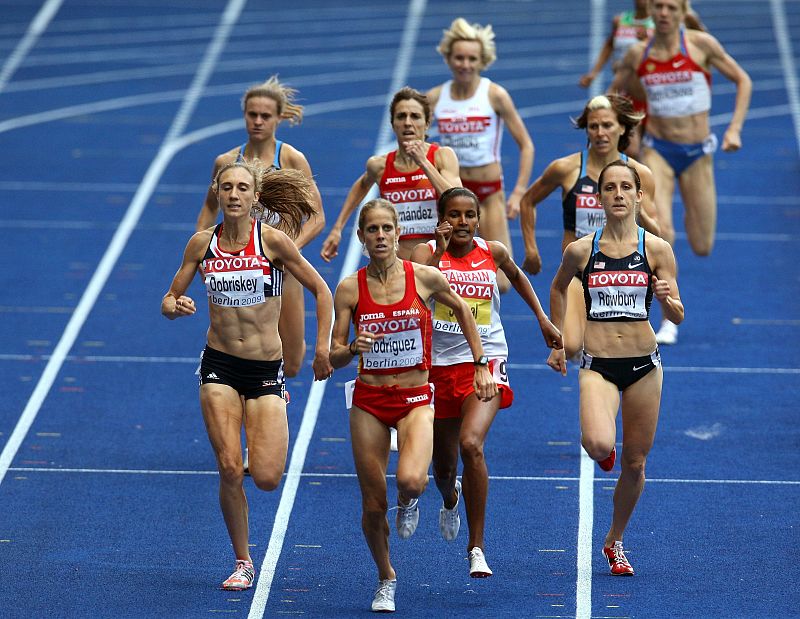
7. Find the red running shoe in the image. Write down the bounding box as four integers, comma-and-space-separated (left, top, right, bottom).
602, 541, 634, 576
598, 446, 616, 471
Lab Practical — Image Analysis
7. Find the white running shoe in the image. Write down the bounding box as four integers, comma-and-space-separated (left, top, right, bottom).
371, 578, 397, 612
468, 547, 493, 578
655, 320, 678, 345
438, 479, 461, 541
395, 497, 419, 539
389, 427, 398, 452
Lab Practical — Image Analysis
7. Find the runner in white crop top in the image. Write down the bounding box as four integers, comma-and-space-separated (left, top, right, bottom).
427, 18, 534, 293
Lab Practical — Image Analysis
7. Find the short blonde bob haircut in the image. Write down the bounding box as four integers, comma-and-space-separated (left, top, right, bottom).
436, 17, 497, 68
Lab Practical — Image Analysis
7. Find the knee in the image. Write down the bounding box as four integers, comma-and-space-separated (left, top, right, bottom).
396, 472, 428, 499
621, 451, 647, 478
362, 496, 389, 523
218, 457, 245, 487
661, 223, 676, 244
459, 434, 485, 466
581, 436, 614, 462
251, 470, 282, 492
690, 238, 713, 257
432, 456, 457, 482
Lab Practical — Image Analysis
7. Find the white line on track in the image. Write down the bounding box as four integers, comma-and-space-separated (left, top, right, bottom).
0, 0, 63, 92
587, 0, 605, 98
732, 318, 800, 326
0, 0, 246, 485
770, 0, 800, 155
576, 449, 594, 619
246, 2, 427, 617
9, 468, 798, 486
581, 9, 607, 615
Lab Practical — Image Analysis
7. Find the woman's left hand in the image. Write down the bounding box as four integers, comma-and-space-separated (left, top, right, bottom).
312, 350, 334, 381
539, 318, 563, 350
472, 365, 498, 402
402, 139, 427, 165
651, 275, 672, 301
546, 347, 567, 376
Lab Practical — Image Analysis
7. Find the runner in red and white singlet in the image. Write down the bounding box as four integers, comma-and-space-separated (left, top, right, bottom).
321, 87, 461, 263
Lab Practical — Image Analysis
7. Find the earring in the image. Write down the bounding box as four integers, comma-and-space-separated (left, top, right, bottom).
361, 242, 369, 257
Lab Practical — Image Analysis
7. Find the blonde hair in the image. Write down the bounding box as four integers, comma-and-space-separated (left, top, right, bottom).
573, 94, 644, 153
358, 198, 398, 231
213, 162, 315, 239
212, 160, 265, 194
241, 75, 303, 125
437, 17, 497, 68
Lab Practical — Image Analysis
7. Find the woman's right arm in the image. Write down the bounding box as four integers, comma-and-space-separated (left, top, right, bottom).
520, 159, 564, 274
579, 18, 617, 87
196, 155, 229, 232
329, 277, 358, 369
545, 240, 585, 375
161, 233, 207, 319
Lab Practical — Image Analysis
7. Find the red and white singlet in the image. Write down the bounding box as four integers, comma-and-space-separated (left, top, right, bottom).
637, 29, 711, 118
202, 218, 283, 308
426, 237, 507, 365
379, 145, 439, 240
354, 260, 433, 375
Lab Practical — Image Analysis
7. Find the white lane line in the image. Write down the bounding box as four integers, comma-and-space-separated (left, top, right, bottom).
246, 2, 427, 617
770, 0, 800, 155
587, 0, 606, 98
732, 318, 800, 326
9, 468, 799, 486
576, 449, 594, 619
0, 0, 246, 487
0, 0, 64, 92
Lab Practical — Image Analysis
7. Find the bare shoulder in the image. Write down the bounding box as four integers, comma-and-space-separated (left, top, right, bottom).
213, 148, 239, 171
334, 271, 359, 299
644, 231, 674, 260
434, 143, 458, 162
487, 239, 511, 263
565, 234, 593, 261
548, 152, 581, 178
262, 224, 293, 246
186, 228, 213, 257
412, 261, 445, 287
427, 83, 443, 105
487, 80, 513, 108
645, 231, 670, 251
366, 153, 388, 175
686, 28, 720, 58
280, 141, 306, 163
627, 156, 654, 178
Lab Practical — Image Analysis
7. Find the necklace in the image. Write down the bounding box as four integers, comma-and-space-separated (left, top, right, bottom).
367, 259, 400, 279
